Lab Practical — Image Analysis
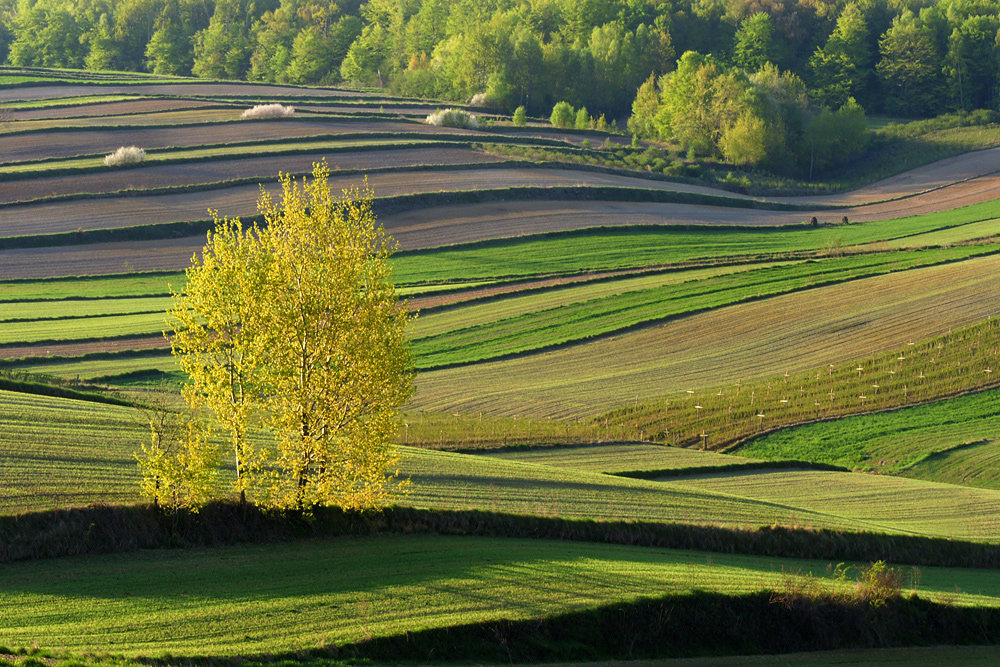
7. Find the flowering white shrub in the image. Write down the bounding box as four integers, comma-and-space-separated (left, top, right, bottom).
104, 146, 146, 167
468, 92, 489, 106
425, 108, 479, 129
241, 104, 295, 120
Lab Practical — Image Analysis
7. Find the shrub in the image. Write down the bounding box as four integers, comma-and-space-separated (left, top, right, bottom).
425, 108, 479, 129
104, 146, 146, 167
854, 560, 904, 607
550, 101, 574, 128
512, 105, 527, 127
575, 106, 590, 130
468, 92, 490, 106
240, 104, 295, 120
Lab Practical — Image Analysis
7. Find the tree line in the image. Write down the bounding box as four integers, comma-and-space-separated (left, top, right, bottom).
3, 0, 1000, 120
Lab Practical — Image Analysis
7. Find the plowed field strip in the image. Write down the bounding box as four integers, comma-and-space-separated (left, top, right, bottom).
4, 108, 243, 132
0, 120, 458, 164
782, 146, 1000, 207
412, 254, 1000, 418
0, 147, 505, 204
0, 169, 765, 238
0, 82, 370, 102
0, 335, 168, 360
10, 98, 219, 120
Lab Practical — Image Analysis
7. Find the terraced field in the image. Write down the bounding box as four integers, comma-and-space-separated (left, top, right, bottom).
5, 70, 1000, 665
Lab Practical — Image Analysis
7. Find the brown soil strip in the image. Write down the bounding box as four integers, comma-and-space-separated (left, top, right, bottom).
0, 82, 371, 103
0, 119, 472, 164
0, 147, 506, 204
0, 335, 169, 359
9, 98, 219, 121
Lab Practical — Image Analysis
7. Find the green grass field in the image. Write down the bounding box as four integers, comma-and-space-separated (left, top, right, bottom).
738, 386, 1000, 479
5, 72, 1000, 665
1, 534, 998, 657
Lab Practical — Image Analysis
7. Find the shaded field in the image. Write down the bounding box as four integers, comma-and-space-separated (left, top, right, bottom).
413, 253, 1000, 417
9, 389, 1000, 541
2, 533, 997, 658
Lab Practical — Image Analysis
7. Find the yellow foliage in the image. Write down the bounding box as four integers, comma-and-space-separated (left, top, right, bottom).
157, 161, 414, 512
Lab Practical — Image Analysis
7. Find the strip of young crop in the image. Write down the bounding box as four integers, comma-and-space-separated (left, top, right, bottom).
0, 296, 171, 322
0, 312, 171, 346
413, 252, 1000, 418
0, 272, 182, 302
736, 387, 1000, 480
410, 246, 998, 368
413, 262, 800, 336
601, 316, 1000, 453
5, 534, 998, 658
391, 200, 1000, 283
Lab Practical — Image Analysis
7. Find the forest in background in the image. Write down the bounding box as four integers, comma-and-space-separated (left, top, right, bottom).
2, 0, 1000, 174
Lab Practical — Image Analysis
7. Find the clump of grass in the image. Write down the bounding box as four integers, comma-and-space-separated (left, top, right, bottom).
240, 103, 295, 120
426, 108, 479, 129
104, 146, 145, 167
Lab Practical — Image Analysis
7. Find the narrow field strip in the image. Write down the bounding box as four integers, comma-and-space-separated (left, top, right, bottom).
413, 253, 1000, 417
0, 147, 505, 205
412, 262, 801, 335
0, 336, 170, 361
0, 296, 171, 321
0, 82, 372, 104
8, 389, 1000, 541
7, 97, 218, 118
472, 443, 762, 474
0, 272, 182, 302
1, 108, 245, 133
668, 469, 1000, 542
739, 387, 1000, 481
602, 315, 1000, 453
0, 312, 171, 346
2, 534, 996, 658
410, 246, 997, 368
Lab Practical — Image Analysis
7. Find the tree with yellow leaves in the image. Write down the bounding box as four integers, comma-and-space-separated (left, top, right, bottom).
254, 163, 414, 510
147, 161, 414, 511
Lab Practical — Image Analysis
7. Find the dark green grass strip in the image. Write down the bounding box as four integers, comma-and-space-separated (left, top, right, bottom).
411, 245, 999, 369
0, 376, 132, 407
611, 460, 851, 479
6, 502, 1000, 568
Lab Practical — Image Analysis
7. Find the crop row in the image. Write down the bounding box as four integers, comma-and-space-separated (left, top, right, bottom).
413, 252, 1000, 417
411, 246, 998, 368
603, 315, 1000, 454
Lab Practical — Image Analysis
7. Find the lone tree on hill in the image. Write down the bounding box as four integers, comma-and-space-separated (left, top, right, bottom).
142, 161, 414, 512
